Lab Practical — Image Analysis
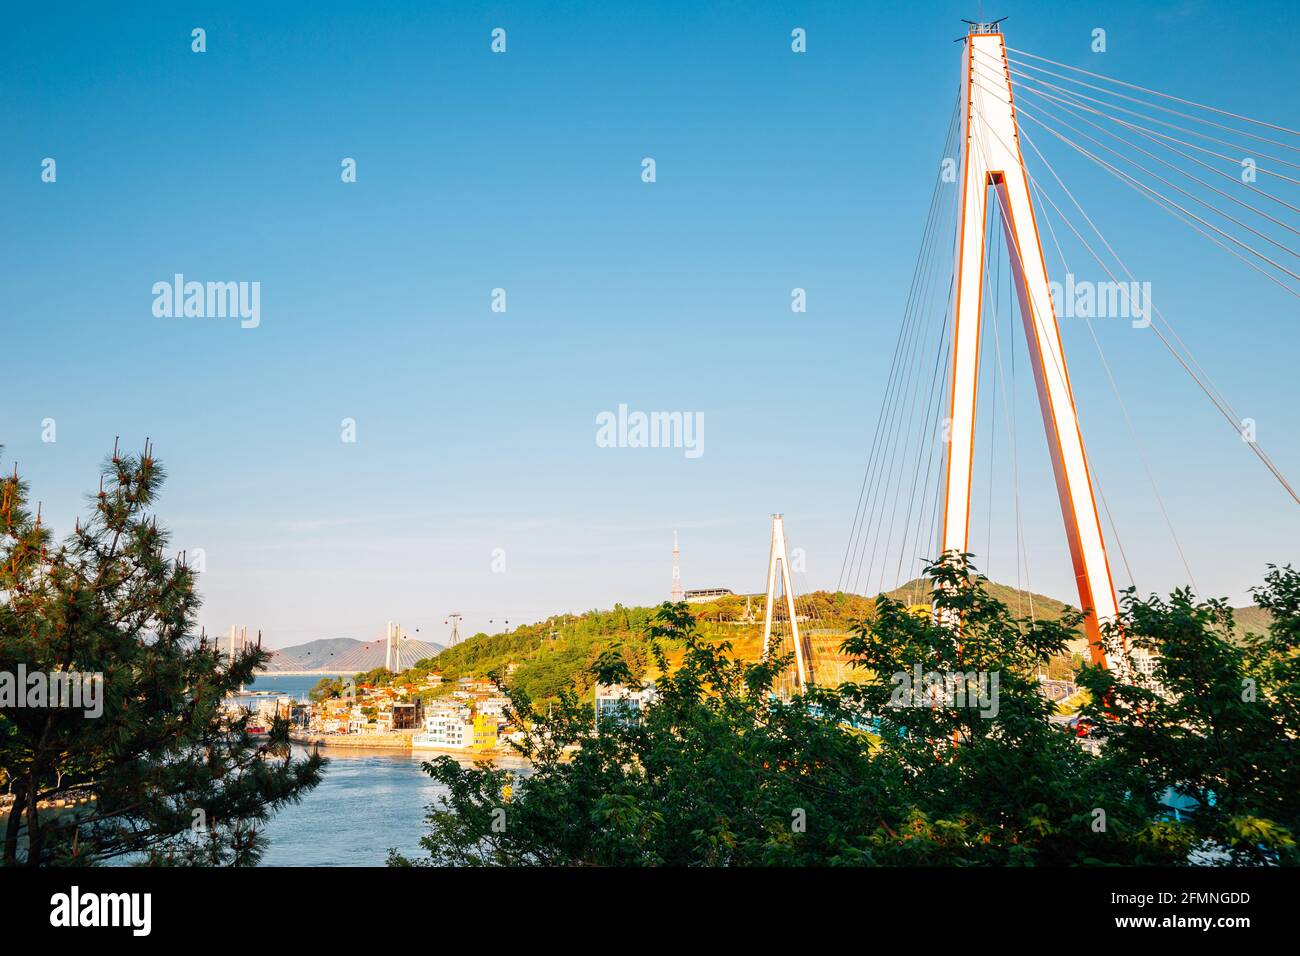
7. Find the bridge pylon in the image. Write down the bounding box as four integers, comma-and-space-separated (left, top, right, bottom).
941, 23, 1120, 666
760, 514, 809, 691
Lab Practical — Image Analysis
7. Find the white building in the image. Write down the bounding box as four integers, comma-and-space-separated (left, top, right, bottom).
477, 695, 511, 718
413, 702, 474, 749
1130, 647, 1166, 696
595, 682, 657, 728
684, 588, 734, 604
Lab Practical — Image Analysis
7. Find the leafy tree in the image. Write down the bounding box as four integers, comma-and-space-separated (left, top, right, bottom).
1076, 565, 1300, 864
394, 553, 1298, 866
0, 444, 325, 866
309, 676, 346, 702
354, 666, 400, 688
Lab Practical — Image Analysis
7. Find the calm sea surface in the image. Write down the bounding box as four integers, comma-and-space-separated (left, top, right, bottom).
258, 745, 530, 866
237, 672, 340, 701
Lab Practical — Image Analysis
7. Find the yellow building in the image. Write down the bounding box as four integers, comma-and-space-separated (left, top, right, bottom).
473, 713, 499, 751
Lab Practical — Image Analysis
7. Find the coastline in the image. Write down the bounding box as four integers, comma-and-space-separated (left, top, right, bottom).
291, 731, 507, 757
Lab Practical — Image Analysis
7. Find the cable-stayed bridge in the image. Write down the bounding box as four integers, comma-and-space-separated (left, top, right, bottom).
766, 20, 1298, 689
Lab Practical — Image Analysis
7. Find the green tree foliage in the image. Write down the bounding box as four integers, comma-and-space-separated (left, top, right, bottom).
1075, 565, 1300, 864
427, 605, 658, 704
309, 677, 347, 702
0, 444, 325, 866
353, 666, 395, 689
394, 553, 1298, 866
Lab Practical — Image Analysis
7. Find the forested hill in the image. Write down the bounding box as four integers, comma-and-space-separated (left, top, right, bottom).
419, 583, 1067, 705
428, 605, 661, 704
414, 579, 1275, 706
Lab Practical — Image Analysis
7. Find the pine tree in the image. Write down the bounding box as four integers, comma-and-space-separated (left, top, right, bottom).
0, 442, 325, 866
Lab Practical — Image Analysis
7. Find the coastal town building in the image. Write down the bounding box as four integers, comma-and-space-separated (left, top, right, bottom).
473, 713, 499, 750
477, 695, 511, 718
684, 588, 735, 603
293, 670, 516, 753
595, 682, 656, 729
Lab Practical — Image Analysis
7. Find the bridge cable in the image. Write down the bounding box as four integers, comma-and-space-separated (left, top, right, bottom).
968, 47, 1300, 187
1006, 48, 1300, 137
846, 98, 961, 594
1009, 85, 1300, 231
967, 56, 1300, 277
1006, 81, 1300, 212
858, 190, 960, 595
972, 52, 1300, 425
839, 92, 960, 592
1028, 171, 1194, 593
1015, 108, 1300, 292
1012, 97, 1300, 268
1005, 56, 1300, 154
1001, 66, 1300, 172
1008, 117, 1300, 506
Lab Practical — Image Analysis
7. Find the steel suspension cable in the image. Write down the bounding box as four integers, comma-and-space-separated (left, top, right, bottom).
1006, 47, 1300, 137
851, 153, 961, 595
839, 93, 960, 590
1011, 90, 1300, 240
848, 180, 956, 593
1018, 109, 1300, 291
1004, 70, 1300, 172
1013, 123, 1300, 506
1028, 171, 1195, 593
1008, 80, 1300, 210
1006, 56, 1300, 155
1013, 97, 1300, 264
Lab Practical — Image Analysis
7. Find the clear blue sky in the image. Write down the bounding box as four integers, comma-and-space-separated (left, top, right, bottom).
3, 1, 1297, 647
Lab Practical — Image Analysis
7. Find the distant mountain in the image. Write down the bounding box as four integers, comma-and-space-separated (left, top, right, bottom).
266, 638, 366, 671
330, 637, 446, 672
263, 637, 446, 672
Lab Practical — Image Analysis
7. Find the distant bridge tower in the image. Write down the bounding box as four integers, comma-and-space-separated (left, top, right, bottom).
941, 21, 1119, 666
227, 625, 249, 662
445, 613, 463, 647
671, 531, 684, 602
227, 625, 251, 693
760, 514, 808, 690
385, 621, 402, 671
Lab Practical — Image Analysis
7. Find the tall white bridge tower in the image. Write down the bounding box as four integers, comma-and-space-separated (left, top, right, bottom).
942, 21, 1120, 665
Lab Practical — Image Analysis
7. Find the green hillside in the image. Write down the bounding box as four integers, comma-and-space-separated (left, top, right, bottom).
421, 605, 661, 704
410, 583, 1047, 704
884, 577, 1077, 621
404, 580, 1274, 705
1229, 604, 1274, 639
